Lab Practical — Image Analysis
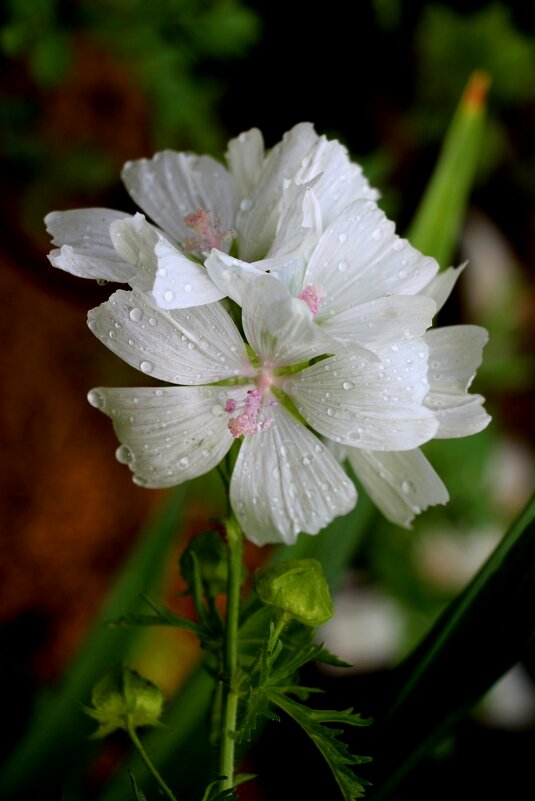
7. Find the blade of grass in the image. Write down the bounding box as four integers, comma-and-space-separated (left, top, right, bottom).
0, 486, 186, 797
368, 491, 535, 799
407, 70, 490, 266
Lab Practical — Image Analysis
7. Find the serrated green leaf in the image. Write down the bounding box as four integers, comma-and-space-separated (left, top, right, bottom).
314, 646, 353, 668
270, 693, 372, 801
108, 595, 199, 635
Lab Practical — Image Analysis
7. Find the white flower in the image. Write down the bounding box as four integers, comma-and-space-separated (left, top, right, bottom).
45, 123, 377, 311
87, 275, 438, 545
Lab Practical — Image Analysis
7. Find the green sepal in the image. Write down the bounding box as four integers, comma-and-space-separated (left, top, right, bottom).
269, 693, 372, 801
84, 665, 165, 739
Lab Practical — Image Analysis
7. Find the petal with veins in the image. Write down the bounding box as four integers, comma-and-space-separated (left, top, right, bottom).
305, 199, 439, 314
46, 208, 134, 282
346, 447, 449, 527
230, 404, 356, 545
425, 325, 491, 438
205, 249, 267, 305
88, 385, 238, 487
321, 294, 436, 350
122, 152, 238, 247
226, 128, 265, 197
421, 264, 466, 314
87, 289, 251, 385
283, 342, 439, 451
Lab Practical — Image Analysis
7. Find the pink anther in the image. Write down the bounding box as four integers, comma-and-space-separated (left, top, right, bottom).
298, 284, 326, 316
226, 389, 277, 439
184, 208, 236, 254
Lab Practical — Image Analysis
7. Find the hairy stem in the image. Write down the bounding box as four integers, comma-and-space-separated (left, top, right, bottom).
218, 514, 244, 791
127, 724, 178, 801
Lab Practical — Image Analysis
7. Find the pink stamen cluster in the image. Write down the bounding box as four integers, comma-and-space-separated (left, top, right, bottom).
298, 284, 326, 316
225, 389, 277, 438
184, 208, 236, 253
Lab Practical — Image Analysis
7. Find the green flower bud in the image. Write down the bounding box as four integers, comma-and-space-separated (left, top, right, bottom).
85, 665, 164, 738
254, 559, 334, 627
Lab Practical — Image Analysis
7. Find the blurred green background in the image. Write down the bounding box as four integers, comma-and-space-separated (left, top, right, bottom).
0, 1, 534, 800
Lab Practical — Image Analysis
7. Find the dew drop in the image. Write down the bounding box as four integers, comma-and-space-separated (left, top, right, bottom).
338, 232, 347, 243
108, 330, 116, 339
371, 227, 382, 241
140, 360, 154, 374
302, 456, 311, 466
157, 266, 167, 277
337, 260, 348, 272
148, 317, 157, 326
87, 389, 105, 409
184, 283, 192, 294
164, 290, 175, 303
398, 269, 407, 279
240, 198, 253, 212
116, 444, 134, 464
342, 381, 354, 390
187, 341, 196, 350
326, 407, 334, 416
178, 456, 190, 468
129, 307, 143, 322
401, 479, 415, 494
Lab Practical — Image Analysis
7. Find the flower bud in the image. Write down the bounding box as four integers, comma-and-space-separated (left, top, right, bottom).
254, 559, 334, 627
85, 664, 164, 738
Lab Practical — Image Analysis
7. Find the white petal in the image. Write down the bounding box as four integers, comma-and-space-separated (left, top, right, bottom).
230, 404, 357, 545
88, 385, 237, 487
122, 151, 238, 246
304, 200, 439, 314
424, 325, 491, 438
421, 264, 466, 313
321, 295, 436, 350
262, 182, 323, 275
346, 448, 449, 527
205, 249, 266, 305
237, 122, 319, 261
110, 213, 224, 308
226, 128, 265, 197
46, 208, 134, 282
242, 275, 332, 365
283, 343, 439, 450
87, 289, 251, 384
291, 135, 379, 226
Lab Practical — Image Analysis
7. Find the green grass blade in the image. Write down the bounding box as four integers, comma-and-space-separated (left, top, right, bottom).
0, 486, 186, 797
368, 491, 535, 799
407, 71, 490, 266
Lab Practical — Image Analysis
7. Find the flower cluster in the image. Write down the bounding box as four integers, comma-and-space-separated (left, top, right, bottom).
46, 123, 490, 545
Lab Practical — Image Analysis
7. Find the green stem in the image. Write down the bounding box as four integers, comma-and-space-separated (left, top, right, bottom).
127, 724, 178, 801
218, 514, 244, 792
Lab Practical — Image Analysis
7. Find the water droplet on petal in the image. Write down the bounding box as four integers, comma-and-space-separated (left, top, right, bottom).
184, 283, 192, 293
337, 260, 348, 272
178, 456, 189, 468
87, 389, 105, 409
164, 290, 175, 303
342, 381, 354, 390
116, 444, 134, 464
372, 227, 382, 241
401, 479, 415, 494
148, 317, 157, 326
129, 308, 143, 322
240, 198, 253, 212
140, 360, 154, 374
326, 407, 334, 416
338, 232, 347, 243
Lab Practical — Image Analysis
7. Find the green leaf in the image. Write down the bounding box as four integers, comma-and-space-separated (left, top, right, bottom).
128, 771, 148, 801
270, 694, 372, 801
368, 491, 535, 800
0, 487, 186, 797
108, 595, 199, 635
407, 71, 489, 266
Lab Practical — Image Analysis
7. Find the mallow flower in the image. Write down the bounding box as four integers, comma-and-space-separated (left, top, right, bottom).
86, 275, 439, 545
45, 123, 377, 311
